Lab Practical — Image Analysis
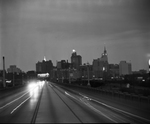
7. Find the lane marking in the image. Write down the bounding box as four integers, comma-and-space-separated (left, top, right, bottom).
79, 98, 117, 123
56, 85, 150, 122
65, 91, 117, 123
79, 93, 150, 122
65, 91, 79, 101
49, 84, 53, 87
10, 96, 31, 114
0, 92, 29, 109
10, 85, 43, 114
0, 86, 38, 110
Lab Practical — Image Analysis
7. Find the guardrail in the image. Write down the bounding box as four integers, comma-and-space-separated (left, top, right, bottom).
54, 81, 150, 104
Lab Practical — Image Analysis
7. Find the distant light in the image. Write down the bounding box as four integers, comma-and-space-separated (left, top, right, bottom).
6, 80, 11, 83
72, 49, 76, 53
44, 56, 46, 61
103, 67, 105, 71
99, 78, 103, 80
38, 73, 49, 78
149, 59, 150, 65
142, 79, 145, 82
126, 83, 130, 88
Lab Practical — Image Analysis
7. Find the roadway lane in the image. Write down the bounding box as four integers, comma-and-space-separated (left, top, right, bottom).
54, 82, 150, 121
0, 81, 44, 123
0, 85, 29, 105
36, 81, 111, 123
1, 80, 150, 123
47, 82, 150, 124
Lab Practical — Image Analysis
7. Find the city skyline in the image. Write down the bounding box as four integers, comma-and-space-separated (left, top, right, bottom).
0, 0, 150, 72
2, 48, 148, 73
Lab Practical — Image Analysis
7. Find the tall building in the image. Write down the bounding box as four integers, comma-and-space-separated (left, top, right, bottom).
92, 46, 109, 78
56, 60, 70, 80
119, 61, 132, 76
36, 57, 53, 74
71, 49, 82, 70
56, 60, 70, 69
101, 46, 108, 62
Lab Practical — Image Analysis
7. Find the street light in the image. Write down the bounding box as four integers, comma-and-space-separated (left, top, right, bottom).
149, 59, 150, 77
2, 56, 6, 88
87, 62, 90, 86
13, 68, 15, 87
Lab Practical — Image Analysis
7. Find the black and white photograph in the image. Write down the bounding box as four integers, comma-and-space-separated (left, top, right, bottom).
0, 0, 150, 123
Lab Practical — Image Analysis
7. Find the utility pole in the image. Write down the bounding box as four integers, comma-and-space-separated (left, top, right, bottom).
148, 59, 150, 78
3, 56, 6, 88
13, 68, 14, 87
69, 67, 71, 84
87, 62, 90, 86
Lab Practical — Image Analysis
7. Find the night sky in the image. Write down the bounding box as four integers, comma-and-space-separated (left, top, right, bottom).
0, 0, 150, 72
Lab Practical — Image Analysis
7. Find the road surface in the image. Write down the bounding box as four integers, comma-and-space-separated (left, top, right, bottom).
0, 80, 150, 123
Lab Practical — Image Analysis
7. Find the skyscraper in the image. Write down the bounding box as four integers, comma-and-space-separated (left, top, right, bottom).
92, 46, 109, 78
71, 49, 82, 70
36, 57, 53, 74
101, 46, 108, 62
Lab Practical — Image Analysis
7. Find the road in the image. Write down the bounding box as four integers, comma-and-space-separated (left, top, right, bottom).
0, 80, 150, 123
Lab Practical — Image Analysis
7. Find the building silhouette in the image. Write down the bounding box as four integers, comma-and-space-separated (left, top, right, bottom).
119, 61, 132, 76
108, 64, 119, 78
36, 57, 53, 74
79, 63, 93, 79
71, 49, 82, 70
56, 60, 70, 69
92, 46, 109, 78
56, 60, 71, 80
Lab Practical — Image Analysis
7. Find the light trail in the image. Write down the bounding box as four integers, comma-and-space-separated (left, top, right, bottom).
0, 85, 38, 110
79, 93, 150, 123
10, 96, 31, 114
65, 91, 117, 123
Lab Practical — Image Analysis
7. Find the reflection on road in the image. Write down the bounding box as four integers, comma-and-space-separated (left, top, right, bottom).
0, 80, 45, 114
28, 80, 45, 109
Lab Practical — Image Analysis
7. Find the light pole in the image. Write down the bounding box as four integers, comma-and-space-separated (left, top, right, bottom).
2, 56, 6, 88
87, 62, 90, 86
148, 59, 150, 77
69, 67, 71, 84
13, 68, 14, 87
62, 70, 63, 83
